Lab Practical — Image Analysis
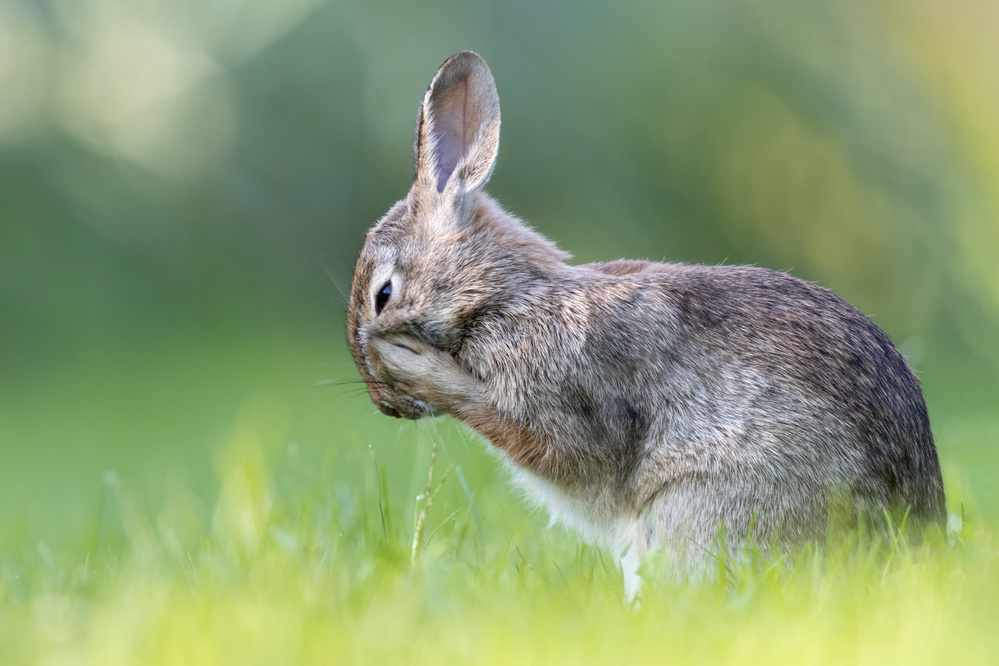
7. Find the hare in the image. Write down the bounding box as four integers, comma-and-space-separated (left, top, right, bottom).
347, 51, 946, 597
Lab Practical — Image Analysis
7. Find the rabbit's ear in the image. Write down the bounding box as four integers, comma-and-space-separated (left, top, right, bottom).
414, 51, 500, 193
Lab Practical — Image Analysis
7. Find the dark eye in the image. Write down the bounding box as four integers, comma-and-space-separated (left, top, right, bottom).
375, 280, 392, 315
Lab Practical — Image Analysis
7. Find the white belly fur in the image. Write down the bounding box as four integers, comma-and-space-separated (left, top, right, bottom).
508, 465, 645, 600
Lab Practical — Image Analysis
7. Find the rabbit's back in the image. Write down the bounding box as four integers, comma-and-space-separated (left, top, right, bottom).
595, 261, 944, 526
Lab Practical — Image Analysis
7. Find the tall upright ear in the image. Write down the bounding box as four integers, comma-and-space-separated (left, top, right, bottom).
414, 51, 501, 193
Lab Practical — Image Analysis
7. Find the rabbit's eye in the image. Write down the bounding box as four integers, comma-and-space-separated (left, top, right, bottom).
375, 280, 392, 315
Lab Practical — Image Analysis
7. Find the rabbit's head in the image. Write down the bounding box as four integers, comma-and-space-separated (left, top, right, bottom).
348, 51, 567, 419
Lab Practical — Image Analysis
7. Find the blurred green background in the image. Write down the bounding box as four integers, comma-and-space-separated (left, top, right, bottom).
2, 0, 998, 551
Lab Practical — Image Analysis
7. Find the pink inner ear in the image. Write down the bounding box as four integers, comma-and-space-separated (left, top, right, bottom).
431, 73, 482, 192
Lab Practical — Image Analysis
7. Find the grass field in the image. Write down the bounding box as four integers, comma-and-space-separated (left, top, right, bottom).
2, 327, 998, 665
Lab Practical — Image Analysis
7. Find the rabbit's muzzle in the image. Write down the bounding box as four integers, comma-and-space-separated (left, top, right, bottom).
364, 333, 470, 421
363, 334, 436, 420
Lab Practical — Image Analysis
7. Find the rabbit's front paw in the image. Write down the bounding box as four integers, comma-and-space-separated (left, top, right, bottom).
369, 335, 477, 412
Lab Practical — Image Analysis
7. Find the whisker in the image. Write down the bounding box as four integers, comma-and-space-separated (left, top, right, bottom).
307, 379, 392, 391
313, 388, 370, 410
329, 387, 371, 400
310, 257, 350, 306
342, 390, 375, 411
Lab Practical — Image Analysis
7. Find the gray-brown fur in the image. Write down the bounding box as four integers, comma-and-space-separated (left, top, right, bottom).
347, 51, 946, 596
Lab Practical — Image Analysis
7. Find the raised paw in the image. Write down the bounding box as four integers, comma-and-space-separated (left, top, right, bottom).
367, 335, 479, 412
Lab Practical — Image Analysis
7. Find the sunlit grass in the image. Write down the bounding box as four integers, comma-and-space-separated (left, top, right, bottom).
2, 416, 997, 665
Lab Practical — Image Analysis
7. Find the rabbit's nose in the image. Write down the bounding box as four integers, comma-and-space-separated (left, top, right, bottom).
379, 403, 402, 419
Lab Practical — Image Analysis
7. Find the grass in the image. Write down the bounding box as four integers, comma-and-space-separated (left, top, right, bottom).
2, 331, 998, 665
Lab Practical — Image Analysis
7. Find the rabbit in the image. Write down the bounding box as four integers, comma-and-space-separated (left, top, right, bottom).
347, 51, 946, 598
